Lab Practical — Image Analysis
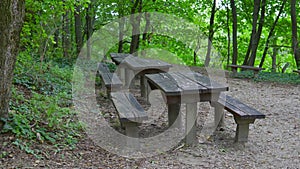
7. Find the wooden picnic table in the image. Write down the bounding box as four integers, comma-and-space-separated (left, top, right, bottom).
145, 71, 229, 144
110, 53, 132, 65
118, 55, 172, 97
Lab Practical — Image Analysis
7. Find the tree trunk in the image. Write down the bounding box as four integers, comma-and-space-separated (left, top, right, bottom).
230, 0, 238, 66
226, 3, 231, 66
205, 0, 217, 67
141, 12, 151, 56
0, 0, 25, 130
271, 44, 277, 72
117, 0, 126, 53
142, 12, 151, 42
129, 0, 142, 55
248, 0, 265, 66
243, 0, 260, 65
290, 0, 300, 69
259, 0, 286, 68
75, 5, 83, 55
63, 9, 71, 58
86, 2, 93, 59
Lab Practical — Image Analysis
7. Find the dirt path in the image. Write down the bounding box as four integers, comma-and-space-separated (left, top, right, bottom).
1, 78, 299, 168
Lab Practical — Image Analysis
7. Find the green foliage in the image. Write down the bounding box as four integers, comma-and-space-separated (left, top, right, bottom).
2, 55, 82, 156
232, 71, 300, 84
254, 72, 300, 84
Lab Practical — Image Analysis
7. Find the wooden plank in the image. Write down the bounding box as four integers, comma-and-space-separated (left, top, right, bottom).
228, 64, 265, 71
146, 72, 228, 96
111, 92, 148, 123
293, 70, 300, 74
124, 56, 172, 71
146, 73, 181, 95
98, 63, 110, 74
218, 94, 265, 119
110, 53, 131, 65
169, 72, 207, 94
177, 72, 229, 93
101, 73, 123, 88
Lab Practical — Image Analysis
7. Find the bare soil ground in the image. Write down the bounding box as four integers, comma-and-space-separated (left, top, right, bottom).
1, 75, 299, 168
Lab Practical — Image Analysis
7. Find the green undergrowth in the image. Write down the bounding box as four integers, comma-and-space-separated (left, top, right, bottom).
232, 71, 300, 85
1, 53, 82, 159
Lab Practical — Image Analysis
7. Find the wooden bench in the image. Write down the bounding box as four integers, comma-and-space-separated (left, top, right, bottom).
293, 70, 300, 75
213, 94, 266, 142
97, 63, 123, 97
228, 64, 265, 77
110, 92, 148, 147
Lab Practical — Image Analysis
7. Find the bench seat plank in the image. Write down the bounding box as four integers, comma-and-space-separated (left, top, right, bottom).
293, 70, 300, 74
111, 92, 148, 123
228, 64, 265, 71
100, 73, 123, 88
97, 63, 123, 97
219, 94, 265, 119
213, 93, 266, 142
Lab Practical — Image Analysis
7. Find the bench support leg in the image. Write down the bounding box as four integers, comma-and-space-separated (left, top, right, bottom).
234, 118, 255, 142
140, 75, 147, 97
124, 122, 140, 149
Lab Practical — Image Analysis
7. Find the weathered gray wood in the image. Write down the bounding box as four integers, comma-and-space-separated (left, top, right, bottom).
293, 70, 300, 75
110, 53, 132, 65
234, 118, 255, 142
217, 93, 265, 142
146, 72, 228, 144
228, 64, 265, 71
118, 56, 172, 97
98, 63, 110, 73
168, 103, 181, 128
218, 94, 265, 119
228, 64, 265, 77
97, 63, 123, 97
110, 92, 148, 148
185, 103, 198, 145
145, 72, 228, 96
212, 102, 224, 128
111, 92, 148, 123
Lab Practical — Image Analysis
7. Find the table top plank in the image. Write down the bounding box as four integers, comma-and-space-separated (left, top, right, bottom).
123, 56, 172, 71
146, 72, 228, 96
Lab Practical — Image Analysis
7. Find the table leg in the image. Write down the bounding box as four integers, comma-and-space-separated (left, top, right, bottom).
213, 102, 224, 128
125, 69, 134, 88
119, 67, 125, 83
185, 103, 197, 145
140, 75, 146, 97
168, 103, 181, 128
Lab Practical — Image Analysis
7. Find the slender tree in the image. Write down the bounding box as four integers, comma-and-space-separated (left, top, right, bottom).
230, 0, 238, 67
259, 0, 287, 68
86, 1, 93, 59
75, 4, 83, 55
129, 0, 143, 55
243, 0, 260, 65
205, 0, 217, 67
118, 0, 126, 53
248, 0, 266, 66
63, 4, 71, 58
226, 2, 231, 66
0, 0, 25, 130
290, 0, 300, 69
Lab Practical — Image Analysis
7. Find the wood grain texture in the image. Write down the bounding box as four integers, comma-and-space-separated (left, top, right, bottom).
111, 92, 148, 123
218, 93, 265, 119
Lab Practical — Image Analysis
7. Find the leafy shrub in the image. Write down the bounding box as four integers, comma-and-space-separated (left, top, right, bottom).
2, 54, 82, 157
